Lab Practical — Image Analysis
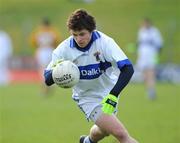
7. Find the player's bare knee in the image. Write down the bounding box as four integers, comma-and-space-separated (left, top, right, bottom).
90, 127, 100, 137
90, 126, 108, 139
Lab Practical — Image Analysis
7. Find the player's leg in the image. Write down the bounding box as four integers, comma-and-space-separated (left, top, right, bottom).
79, 106, 109, 143
82, 106, 138, 143
95, 113, 139, 143
144, 68, 156, 100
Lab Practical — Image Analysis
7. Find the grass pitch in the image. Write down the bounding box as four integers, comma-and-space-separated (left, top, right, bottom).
0, 83, 179, 143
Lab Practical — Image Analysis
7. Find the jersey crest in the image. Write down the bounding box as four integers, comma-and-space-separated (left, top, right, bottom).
93, 51, 101, 61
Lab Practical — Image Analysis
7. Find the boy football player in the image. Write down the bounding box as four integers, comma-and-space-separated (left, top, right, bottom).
44, 9, 138, 143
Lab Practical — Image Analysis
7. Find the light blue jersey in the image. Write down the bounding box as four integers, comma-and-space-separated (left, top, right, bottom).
46, 30, 131, 118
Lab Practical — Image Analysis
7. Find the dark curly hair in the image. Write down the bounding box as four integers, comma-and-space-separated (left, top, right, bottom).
67, 9, 96, 32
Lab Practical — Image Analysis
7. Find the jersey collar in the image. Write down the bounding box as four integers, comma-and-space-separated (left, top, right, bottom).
70, 31, 101, 52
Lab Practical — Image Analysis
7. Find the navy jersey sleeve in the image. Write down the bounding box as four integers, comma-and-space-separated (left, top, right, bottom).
44, 69, 54, 86
110, 63, 134, 97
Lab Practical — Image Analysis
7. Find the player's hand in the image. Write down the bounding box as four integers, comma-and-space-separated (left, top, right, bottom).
51, 59, 64, 69
101, 94, 118, 115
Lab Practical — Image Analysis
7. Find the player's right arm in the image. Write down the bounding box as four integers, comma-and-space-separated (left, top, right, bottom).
44, 69, 54, 86
44, 59, 64, 86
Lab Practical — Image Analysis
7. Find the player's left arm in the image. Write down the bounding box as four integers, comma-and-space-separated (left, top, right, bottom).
105, 38, 134, 97
101, 61, 134, 114
101, 38, 134, 114
110, 60, 134, 96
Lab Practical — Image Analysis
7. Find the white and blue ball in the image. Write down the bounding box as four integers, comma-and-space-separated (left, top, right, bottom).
52, 60, 80, 88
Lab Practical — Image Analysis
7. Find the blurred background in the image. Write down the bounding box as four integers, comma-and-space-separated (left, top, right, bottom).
0, 0, 179, 143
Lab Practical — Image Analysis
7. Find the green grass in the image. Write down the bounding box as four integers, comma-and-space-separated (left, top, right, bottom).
0, 0, 179, 63
0, 83, 179, 143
